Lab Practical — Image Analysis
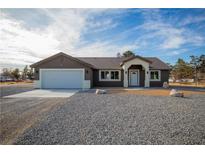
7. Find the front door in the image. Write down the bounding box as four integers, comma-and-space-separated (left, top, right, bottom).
129, 70, 139, 86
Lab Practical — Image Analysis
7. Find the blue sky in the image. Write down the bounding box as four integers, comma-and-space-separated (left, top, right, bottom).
0, 8, 205, 69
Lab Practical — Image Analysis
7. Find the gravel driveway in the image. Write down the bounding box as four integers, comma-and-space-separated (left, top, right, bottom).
0, 97, 68, 144
14, 92, 205, 145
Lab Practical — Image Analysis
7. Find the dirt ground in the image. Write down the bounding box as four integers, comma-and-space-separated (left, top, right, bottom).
169, 82, 205, 88
0, 83, 34, 97
0, 81, 33, 86
108, 89, 205, 96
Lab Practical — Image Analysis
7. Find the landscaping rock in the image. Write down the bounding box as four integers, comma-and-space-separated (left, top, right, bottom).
95, 89, 107, 94
169, 89, 184, 97
163, 82, 169, 88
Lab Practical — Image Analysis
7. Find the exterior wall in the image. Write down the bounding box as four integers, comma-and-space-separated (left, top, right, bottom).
33, 55, 93, 87
150, 70, 169, 87
93, 69, 124, 87
92, 69, 168, 87
140, 70, 145, 87
128, 65, 145, 87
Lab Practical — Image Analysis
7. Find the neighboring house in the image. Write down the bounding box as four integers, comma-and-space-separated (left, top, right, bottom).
30, 52, 170, 89
0, 74, 13, 82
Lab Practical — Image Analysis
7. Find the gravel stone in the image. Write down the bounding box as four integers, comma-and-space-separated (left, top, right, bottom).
14, 92, 205, 145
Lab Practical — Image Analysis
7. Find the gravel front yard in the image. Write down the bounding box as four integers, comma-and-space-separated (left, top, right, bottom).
14, 92, 205, 145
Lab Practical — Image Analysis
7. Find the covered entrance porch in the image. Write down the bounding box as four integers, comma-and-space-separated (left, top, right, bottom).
128, 65, 143, 87
121, 56, 150, 87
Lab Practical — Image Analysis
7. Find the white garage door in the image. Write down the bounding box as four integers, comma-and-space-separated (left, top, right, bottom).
41, 69, 84, 89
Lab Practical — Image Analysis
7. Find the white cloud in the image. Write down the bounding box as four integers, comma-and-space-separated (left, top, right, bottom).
86, 18, 118, 33
165, 49, 188, 56
134, 21, 204, 50
0, 9, 129, 69
42, 9, 88, 51
0, 13, 61, 69
137, 22, 186, 49
162, 37, 185, 49
73, 41, 138, 57
180, 16, 205, 26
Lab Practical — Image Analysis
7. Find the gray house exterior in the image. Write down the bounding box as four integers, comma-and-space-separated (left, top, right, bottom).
31, 52, 170, 89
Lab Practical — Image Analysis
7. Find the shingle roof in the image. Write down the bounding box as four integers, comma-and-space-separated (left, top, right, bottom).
30, 52, 94, 68
78, 57, 170, 70
145, 57, 170, 70
31, 52, 170, 70
78, 57, 124, 69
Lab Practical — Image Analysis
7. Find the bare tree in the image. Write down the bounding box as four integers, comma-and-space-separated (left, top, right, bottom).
2, 68, 12, 78
27, 68, 34, 80
22, 65, 29, 80
11, 68, 21, 80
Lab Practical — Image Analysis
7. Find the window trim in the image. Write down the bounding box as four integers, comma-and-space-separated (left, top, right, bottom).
99, 70, 121, 81
150, 70, 161, 81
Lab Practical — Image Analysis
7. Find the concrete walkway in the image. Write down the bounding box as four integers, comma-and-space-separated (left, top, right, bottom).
4, 89, 79, 98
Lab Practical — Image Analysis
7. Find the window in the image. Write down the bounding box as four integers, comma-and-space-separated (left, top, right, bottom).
99, 70, 120, 81
150, 70, 161, 81
101, 71, 109, 80
111, 71, 119, 80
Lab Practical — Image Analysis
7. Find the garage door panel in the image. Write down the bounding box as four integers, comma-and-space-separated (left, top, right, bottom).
41, 69, 83, 89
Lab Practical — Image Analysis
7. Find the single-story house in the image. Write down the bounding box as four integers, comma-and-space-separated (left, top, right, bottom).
30, 52, 170, 89
0, 74, 13, 82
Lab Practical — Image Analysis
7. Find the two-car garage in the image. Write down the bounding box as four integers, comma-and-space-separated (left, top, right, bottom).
40, 69, 84, 89
31, 52, 93, 89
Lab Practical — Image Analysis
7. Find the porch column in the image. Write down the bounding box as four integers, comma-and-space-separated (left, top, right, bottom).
144, 67, 150, 87
123, 66, 128, 87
